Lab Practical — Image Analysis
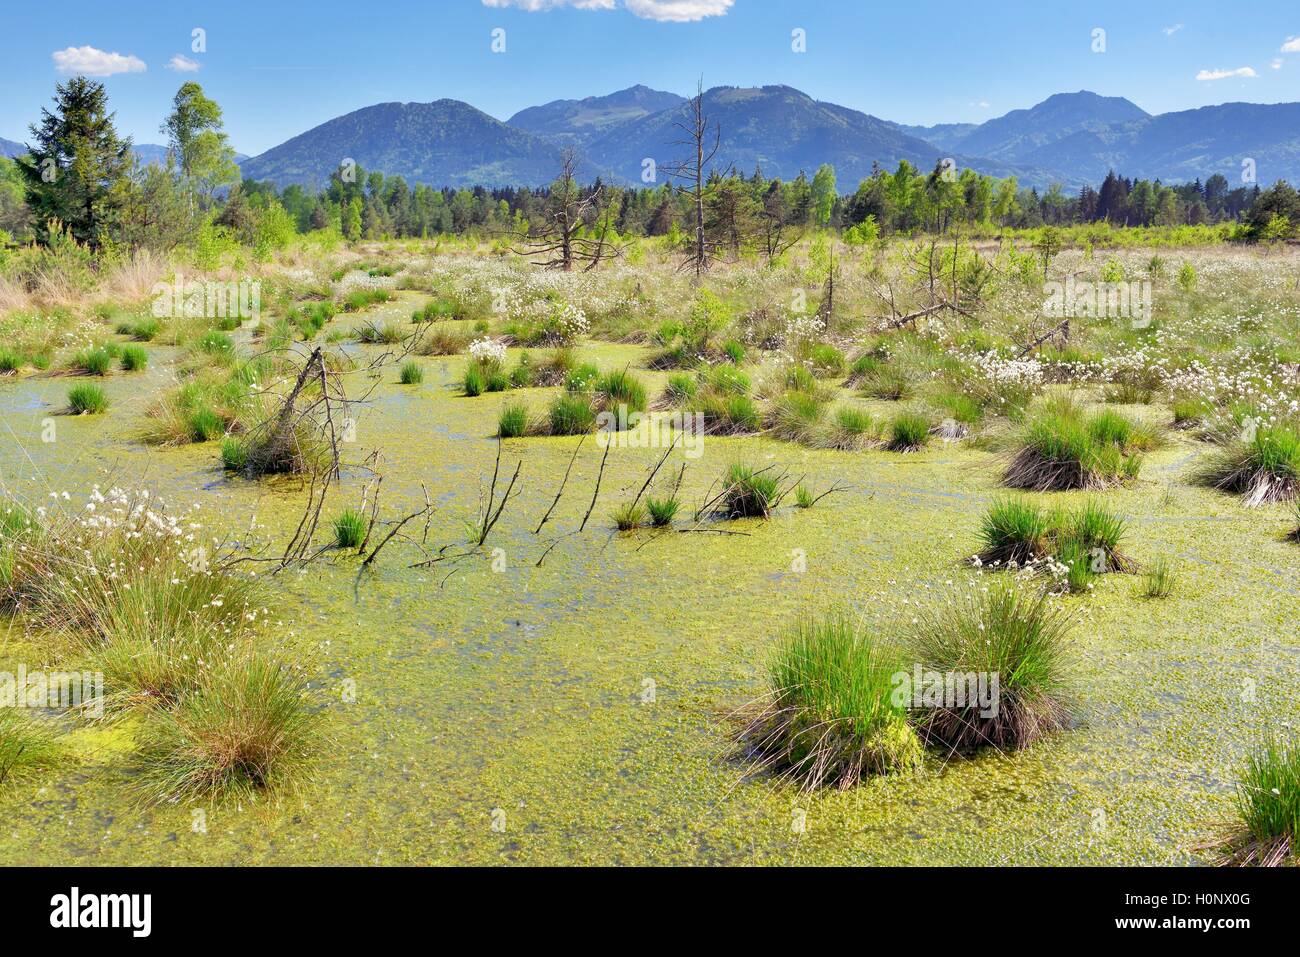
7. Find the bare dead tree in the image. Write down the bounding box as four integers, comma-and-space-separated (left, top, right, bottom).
517, 149, 620, 272
664, 79, 727, 277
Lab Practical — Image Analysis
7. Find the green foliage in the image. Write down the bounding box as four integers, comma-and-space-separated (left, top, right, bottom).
398, 360, 423, 385
67, 382, 107, 414
887, 412, 931, 451
497, 402, 529, 438
739, 613, 922, 790
548, 394, 596, 436
119, 344, 148, 371
332, 509, 367, 549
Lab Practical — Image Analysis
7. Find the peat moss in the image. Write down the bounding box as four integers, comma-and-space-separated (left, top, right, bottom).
0, 335, 1297, 865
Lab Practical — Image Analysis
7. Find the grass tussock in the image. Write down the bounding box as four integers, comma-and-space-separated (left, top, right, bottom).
1207, 735, 1300, 866
132, 655, 316, 805
736, 614, 923, 791
67, 382, 108, 415
1194, 424, 1300, 507
1004, 399, 1155, 491
907, 583, 1073, 754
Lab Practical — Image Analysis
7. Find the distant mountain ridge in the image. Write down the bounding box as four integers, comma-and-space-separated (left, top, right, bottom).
228, 85, 1300, 191
507, 84, 685, 149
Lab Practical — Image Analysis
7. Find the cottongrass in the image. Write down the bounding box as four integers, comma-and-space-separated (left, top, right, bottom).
736, 613, 923, 791
0, 710, 59, 784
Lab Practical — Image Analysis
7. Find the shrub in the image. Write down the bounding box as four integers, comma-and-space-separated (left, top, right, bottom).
120, 345, 148, 371
133, 655, 316, 804
67, 383, 108, 414
736, 614, 923, 790
1194, 424, 1300, 506
497, 402, 530, 438
332, 509, 367, 548
907, 583, 1073, 753
719, 463, 781, 518
549, 394, 596, 436
887, 412, 931, 452
398, 361, 424, 385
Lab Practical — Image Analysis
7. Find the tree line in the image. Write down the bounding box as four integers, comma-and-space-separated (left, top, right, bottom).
2, 77, 1297, 260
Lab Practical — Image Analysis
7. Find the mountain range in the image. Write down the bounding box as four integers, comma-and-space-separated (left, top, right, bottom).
0, 138, 248, 168
9, 85, 1300, 192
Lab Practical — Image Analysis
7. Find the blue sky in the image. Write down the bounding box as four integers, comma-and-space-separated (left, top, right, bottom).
2, 0, 1298, 155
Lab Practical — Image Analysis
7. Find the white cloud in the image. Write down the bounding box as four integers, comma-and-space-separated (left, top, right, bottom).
166, 54, 201, 73
1283, 36, 1300, 53
481, 1, 617, 10
481, 0, 732, 20
1273, 57, 1284, 70
1195, 66, 1257, 81
1162, 24, 1183, 36
624, 0, 732, 20
51, 45, 146, 77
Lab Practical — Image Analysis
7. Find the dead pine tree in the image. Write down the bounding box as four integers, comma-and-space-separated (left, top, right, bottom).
664, 80, 727, 278
518, 149, 620, 272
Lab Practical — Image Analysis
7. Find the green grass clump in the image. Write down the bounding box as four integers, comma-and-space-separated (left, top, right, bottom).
663, 373, 697, 405
414, 298, 456, 322
794, 485, 815, 509
463, 364, 486, 397
807, 343, 846, 377
737, 614, 923, 791
719, 463, 781, 518
0, 347, 23, 373
1005, 399, 1150, 491
342, 288, 392, 312
721, 339, 746, 364
767, 391, 826, 444
0, 710, 59, 784
132, 655, 316, 805
860, 367, 914, 401
353, 322, 408, 344
67, 383, 108, 414
497, 402, 530, 438
825, 405, 876, 450
549, 394, 596, 436
187, 406, 226, 442
120, 344, 148, 371
332, 509, 367, 549
1141, 556, 1176, 599
1212, 735, 1300, 866
564, 363, 601, 393
220, 437, 249, 471
194, 330, 235, 363
597, 368, 648, 414
700, 363, 751, 396
74, 346, 113, 376
646, 496, 680, 527
398, 361, 424, 385
1194, 424, 1300, 506
978, 497, 1054, 567
887, 412, 931, 452
611, 500, 647, 531
908, 583, 1073, 754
